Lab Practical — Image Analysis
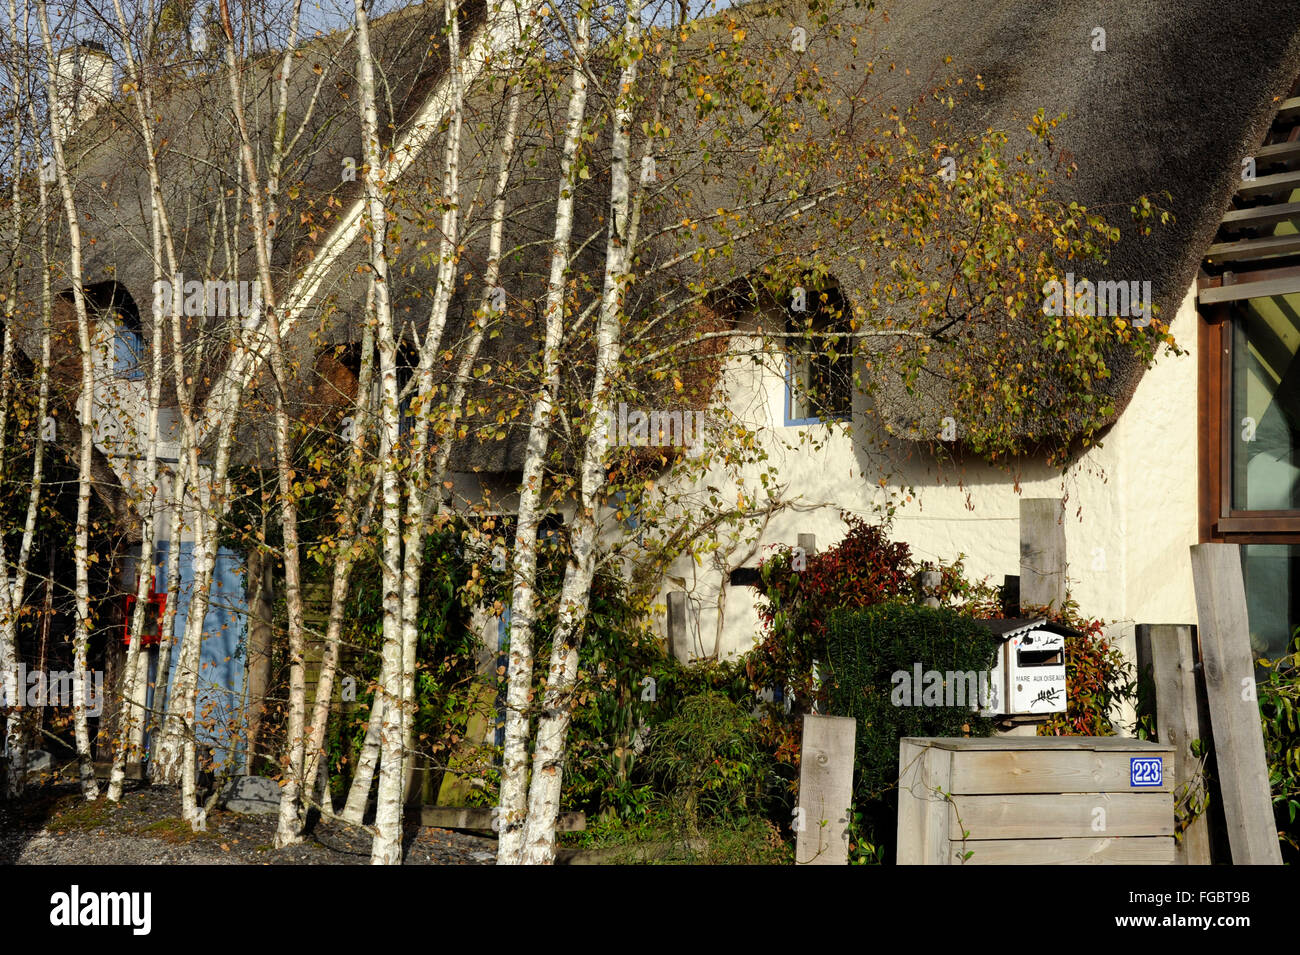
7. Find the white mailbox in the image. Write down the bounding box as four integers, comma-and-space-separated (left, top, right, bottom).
976, 618, 1074, 718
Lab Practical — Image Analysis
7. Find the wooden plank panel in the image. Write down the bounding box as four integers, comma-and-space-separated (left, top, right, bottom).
918, 735, 1173, 752
949, 749, 1170, 794
958, 837, 1175, 865
796, 714, 856, 865
1137, 624, 1213, 864
897, 739, 951, 865
1189, 544, 1284, 864
949, 792, 1174, 839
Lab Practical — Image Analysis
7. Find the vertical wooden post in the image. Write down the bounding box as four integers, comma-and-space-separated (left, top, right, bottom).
897, 738, 951, 865
666, 591, 686, 662
918, 571, 942, 608
1189, 544, 1282, 864
1020, 498, 1066, 612
797, 533, 816, 558
795, 714, 856, 865
1136, 624, 1213, 865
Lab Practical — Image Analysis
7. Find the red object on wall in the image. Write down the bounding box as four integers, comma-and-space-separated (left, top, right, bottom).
123, 580, 166, 647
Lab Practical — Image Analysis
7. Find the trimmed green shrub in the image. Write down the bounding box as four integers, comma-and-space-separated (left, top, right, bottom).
642, 690, 769, 835
824, 603, 999, 856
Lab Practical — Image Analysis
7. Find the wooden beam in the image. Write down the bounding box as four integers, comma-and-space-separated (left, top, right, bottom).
796, 714, 856, 865
949, 793, 1173, 839
1220, 200, 1300, 233
1251, 139, 1300, 164
1019, 498, 1066, 612
1199, 273, 1300, 304
1277, 96, 1300, 123
1236, 168, 1300, 199
1189, 544, 1283, 864
1206, 233, 1300, 263
956, 837, 1174, 865
1136, 624, 1213, 864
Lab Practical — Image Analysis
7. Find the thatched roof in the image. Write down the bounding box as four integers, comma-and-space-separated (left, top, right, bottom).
13, 0, 1300, 475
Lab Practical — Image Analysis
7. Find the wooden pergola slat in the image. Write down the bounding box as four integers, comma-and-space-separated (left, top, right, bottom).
1198, 272, 1300, 303
1252, 139, 1300, 163
1278, 97, 1300, 122
1236, 168, 1300, 199
1206, 232, 1300, 262
1219, 199, 1300, 232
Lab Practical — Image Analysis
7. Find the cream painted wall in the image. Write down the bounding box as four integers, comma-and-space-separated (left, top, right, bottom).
652, 284, 1201, 676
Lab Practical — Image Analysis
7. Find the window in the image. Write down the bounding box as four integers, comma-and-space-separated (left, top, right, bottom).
1230, 293, 1300, 511
784, 286, 853, 424
113, 322, 145, 380
1202, 292, 1300, 661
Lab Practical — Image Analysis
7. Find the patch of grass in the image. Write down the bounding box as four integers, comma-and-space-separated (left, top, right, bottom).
47, 796, 119, 833
565, 810, 792, 864
137, 817, 222, 844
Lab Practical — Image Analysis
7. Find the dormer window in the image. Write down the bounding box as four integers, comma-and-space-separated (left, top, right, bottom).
784, 285, 853, 424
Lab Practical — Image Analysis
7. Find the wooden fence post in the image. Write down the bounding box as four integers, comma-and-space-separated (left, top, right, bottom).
795, 714, 856, 865
918, 571, 942, 608
1189, 544, 1282, 864
1135, 624, 1213, 865
666, 591, 686, 662
797, 533, 816, 559
1020, 498, 1066, 612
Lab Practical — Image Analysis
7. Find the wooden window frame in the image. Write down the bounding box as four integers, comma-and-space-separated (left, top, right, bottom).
1200, 300, 1300, 541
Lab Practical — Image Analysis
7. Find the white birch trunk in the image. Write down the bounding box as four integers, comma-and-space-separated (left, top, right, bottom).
496, 8, 590, 864
105, 5, 167, 800
213, 0, 309, 844
36, 0, 101, 800
519, 0, 642, 864
0, 4, 44, 797
385, 0, 466, 860
352, 0, 411, 865
339, 693, 385, 824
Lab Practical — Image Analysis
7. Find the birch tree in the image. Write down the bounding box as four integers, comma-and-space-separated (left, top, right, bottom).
35, 0, 101, 801
0, 1, 48, 797
496, 0, 591, 865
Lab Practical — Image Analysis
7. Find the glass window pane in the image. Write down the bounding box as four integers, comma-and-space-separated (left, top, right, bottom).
1241, 544, 1300, 665
1230, 293, 1300, 510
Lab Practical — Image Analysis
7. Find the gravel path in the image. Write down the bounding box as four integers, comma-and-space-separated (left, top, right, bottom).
0, 783, 498, 865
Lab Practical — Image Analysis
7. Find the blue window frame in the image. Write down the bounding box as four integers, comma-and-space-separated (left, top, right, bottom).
784, 348, 853, 425
113, 324, 145, 380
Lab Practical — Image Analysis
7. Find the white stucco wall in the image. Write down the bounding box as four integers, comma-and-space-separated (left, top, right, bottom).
652, 283, 1201, 671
